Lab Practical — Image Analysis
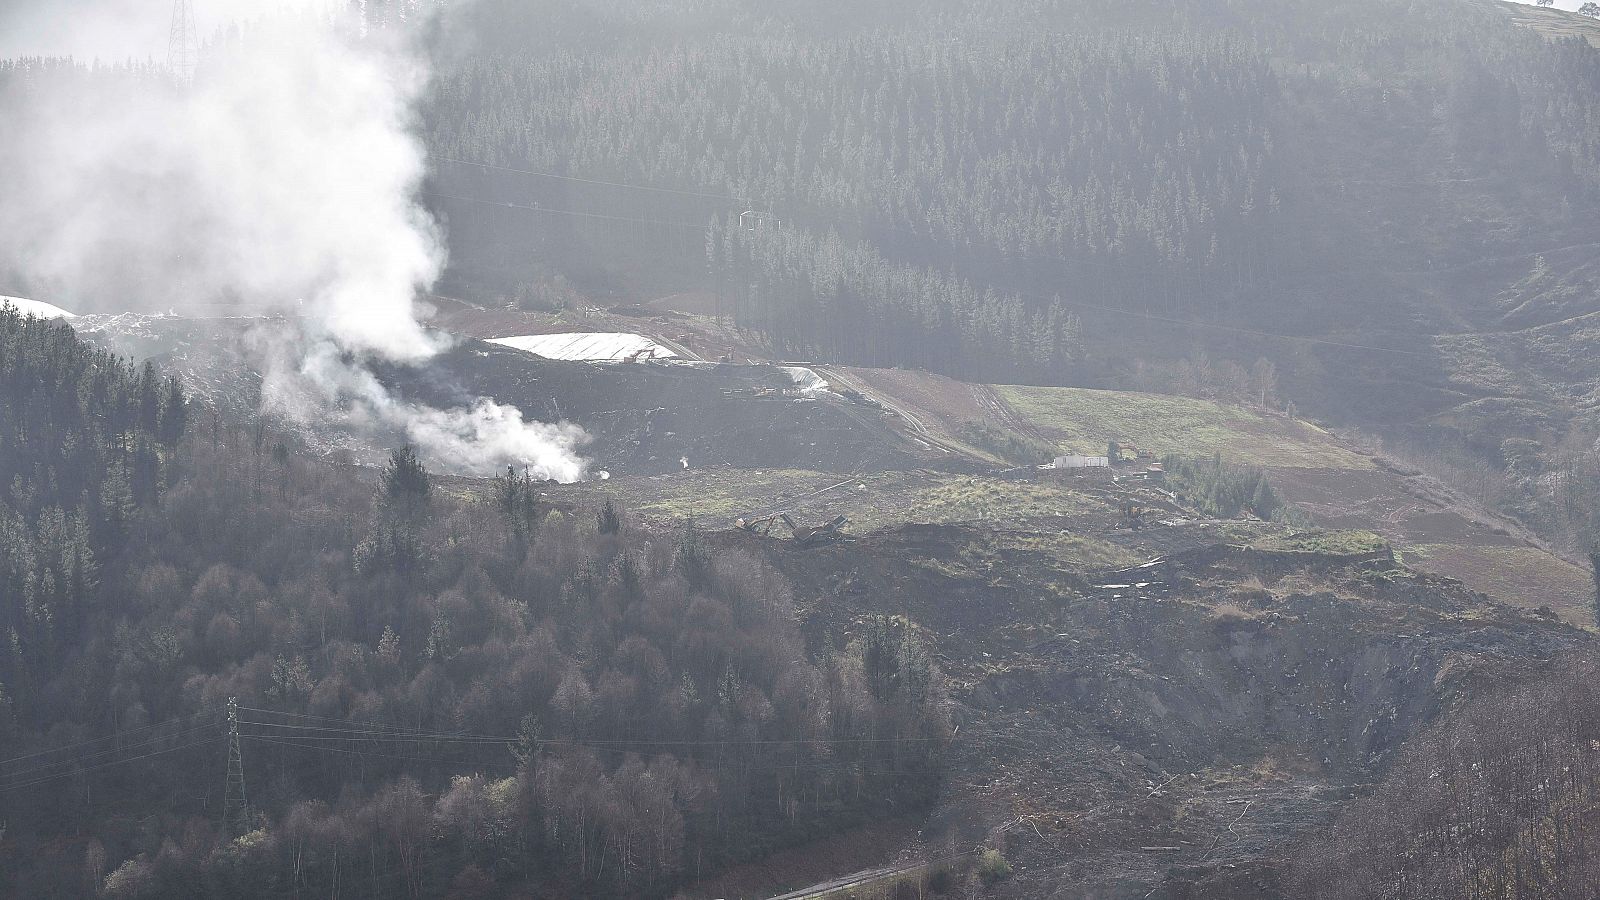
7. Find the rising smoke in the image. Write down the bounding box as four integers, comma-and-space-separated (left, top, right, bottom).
0, 1, 589, 481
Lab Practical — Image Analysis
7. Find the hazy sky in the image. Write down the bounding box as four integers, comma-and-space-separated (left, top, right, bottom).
0, 0, 331, 61
0, 0, 1593, 60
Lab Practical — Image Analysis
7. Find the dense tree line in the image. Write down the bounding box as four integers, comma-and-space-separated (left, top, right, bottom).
424, 28, 1278, 378
1289, 654, 1600, 899
0, 303, 186, 717
0, 314, 948, 898
417, 0, 1600, 384
15, 0, 1600, 385
707, 220, 1085, 380
955, 421, 1057, 467
1161, 454, 1285, 521
1127, 352, 1280, 410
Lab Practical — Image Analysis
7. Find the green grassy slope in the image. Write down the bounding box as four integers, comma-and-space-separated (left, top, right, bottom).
1494, 0, 1600, 47
996, 385, 1373, 469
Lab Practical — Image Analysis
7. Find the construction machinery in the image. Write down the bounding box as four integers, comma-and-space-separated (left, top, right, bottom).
1118, 501, 1148, 530
736, 513, 849, 546
1109, 440, 1157, 465
780, 513, 848, 547
736, 514, 780, 536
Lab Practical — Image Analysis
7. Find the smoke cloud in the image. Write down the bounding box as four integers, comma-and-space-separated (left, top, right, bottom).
0, 0, 311, 62
0, 2, 589, 481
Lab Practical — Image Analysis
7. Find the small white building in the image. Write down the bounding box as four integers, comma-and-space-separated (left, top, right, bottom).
1054, 455, 1110, 469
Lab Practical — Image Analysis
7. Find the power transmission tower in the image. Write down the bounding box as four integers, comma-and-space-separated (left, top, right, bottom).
168, 0, 199, 82
223, 697, 247, 835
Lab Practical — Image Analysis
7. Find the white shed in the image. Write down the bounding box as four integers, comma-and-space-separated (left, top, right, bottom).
1054, 455, 1110, 469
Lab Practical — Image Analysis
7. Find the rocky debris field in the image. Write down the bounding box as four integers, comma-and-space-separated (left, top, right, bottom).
738, 523, 1586, 898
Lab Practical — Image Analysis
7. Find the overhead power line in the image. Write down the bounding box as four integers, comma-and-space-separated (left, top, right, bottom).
224, 698, 248, 836
238, 720, 515, 744
244, 734, 471, 766
422, 191, 712, 232
243, 734, 934, 778
167, 0, 198, 82
0, 707, 221, 766
0, 721, 221, 782
238, 708, 938, 746
0, 737, 221, 794
0, 705, 937, 798
432, 156, 753, 205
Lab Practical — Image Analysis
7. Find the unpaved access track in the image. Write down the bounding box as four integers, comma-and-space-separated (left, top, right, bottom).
813, 365, 974, 458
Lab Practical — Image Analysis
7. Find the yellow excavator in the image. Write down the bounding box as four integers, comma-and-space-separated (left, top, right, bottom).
1109, 440, 1157, 465
1118, 501, 1148, 530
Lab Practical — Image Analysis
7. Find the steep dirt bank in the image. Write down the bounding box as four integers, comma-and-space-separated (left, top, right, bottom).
736, 525, 1587, 898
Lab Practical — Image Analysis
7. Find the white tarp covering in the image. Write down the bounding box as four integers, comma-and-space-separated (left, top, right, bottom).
780, 366, 829, 394
488, 332, 677, 362
1, 296, 76, 319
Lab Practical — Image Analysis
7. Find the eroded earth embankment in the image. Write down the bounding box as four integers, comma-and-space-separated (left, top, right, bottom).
744, 526, 1584, 898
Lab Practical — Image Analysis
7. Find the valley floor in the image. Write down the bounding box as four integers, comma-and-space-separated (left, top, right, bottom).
412, 295, 1598, 896
69, 297, 1595, 898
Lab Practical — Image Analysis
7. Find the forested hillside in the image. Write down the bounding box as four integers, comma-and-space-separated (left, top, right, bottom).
10, 2, 1600, 387
0, 309, 947, 898
1290, 655, 1600, 899
422, 0, 1600, 368
0, 304, 186, 711
408, 0, 1600, 557
427, 25, 1282, 376
12, 1, 1600, 896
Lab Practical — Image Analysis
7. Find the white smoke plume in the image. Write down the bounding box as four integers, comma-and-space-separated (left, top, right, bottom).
0, 1, 589, 481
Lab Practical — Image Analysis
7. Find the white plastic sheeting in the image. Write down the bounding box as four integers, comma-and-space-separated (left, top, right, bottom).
487, 332, 676, 362
1, 296, 76, 319
780, 366, 829, 394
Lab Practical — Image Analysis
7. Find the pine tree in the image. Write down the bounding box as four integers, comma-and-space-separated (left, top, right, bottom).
382, 446, 432, 508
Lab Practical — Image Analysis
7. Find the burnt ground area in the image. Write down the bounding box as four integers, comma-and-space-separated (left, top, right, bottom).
386, 341, 939, 475
731, 524, 1588, 899
76, 314, 941, 476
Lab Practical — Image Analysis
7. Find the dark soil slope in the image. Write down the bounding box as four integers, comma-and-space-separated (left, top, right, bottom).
740, 524, 1588, 898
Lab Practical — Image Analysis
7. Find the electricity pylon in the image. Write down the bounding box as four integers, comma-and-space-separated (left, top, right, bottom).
223, 697, 247, 835
168, 0, 198, 82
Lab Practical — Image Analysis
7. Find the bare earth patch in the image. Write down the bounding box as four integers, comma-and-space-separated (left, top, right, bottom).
843, 367, 992, 428
1267, 468, 1518, 546
1403, 543, 1595, 627
678, 817, 926, 900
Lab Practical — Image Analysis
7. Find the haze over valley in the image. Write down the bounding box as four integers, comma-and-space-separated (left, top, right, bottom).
6, 1, 1600, 898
